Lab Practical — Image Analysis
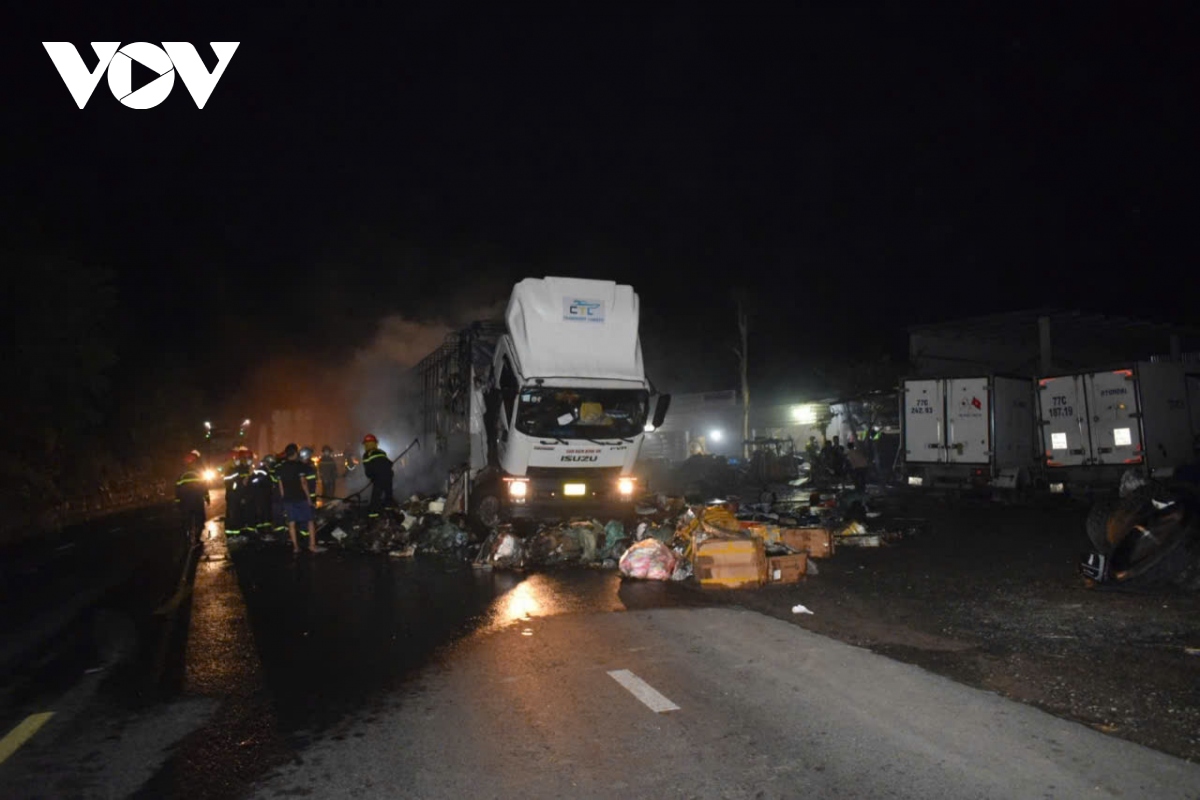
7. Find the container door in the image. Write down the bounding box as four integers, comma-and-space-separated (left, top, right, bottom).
1038, 375, 1090, 467
903, 380, 945, 463
946, 377, 990, 464
1084, 369, 1142, 465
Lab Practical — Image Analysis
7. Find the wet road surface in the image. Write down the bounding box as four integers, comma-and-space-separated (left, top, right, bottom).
4, 506, 1200, 798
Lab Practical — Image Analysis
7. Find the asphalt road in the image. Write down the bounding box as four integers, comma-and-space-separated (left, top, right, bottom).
4, 507, 1200, 799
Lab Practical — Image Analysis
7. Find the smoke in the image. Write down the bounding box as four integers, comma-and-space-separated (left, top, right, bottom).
347, 301, 505, 498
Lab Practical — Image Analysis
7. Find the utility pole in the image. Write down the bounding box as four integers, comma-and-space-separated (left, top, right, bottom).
734, 298, 750, 460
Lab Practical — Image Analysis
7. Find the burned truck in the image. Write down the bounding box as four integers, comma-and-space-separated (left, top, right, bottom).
412, 277, 671, 528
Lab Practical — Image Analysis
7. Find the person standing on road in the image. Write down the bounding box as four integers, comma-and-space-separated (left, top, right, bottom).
277, 443, 322, 554
264, 453, 288, 537
299, 447, 318, 501
175, 452, 209, 543
361, 434, 394, 519
317, 445, 340, 501
845, 441, 870, 492
250, 456, 275, 539
222, 448, 250, 537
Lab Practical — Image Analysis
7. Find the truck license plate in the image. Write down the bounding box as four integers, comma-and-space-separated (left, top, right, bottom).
563, 483, 586, 496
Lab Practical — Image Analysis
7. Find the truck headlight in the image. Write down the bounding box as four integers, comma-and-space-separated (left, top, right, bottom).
202, 468, 217, 482
618, 478, 635, 496
508, 480, 528, 498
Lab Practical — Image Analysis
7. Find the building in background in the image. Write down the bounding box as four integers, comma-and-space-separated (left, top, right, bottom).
909, 309, 1200, 378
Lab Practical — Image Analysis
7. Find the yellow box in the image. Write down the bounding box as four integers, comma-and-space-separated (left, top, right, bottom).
694, 537, 767, 589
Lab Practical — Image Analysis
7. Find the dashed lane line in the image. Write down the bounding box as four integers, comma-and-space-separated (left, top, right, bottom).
607, 669, 680, 714
0, 712, 54, 764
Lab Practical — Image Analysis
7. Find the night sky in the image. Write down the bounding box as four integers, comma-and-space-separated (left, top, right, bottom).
6, 5, 1198, 402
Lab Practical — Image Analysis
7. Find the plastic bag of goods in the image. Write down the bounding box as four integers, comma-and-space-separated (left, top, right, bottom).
619, 539, 678, 581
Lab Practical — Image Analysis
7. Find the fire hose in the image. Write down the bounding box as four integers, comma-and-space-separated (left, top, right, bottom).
328, 438, 422, 506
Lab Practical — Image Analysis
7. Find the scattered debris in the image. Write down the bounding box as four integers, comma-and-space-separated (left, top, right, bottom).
300, 482, 921, 591
619, 539, 677, 581
792, 604, 814, 615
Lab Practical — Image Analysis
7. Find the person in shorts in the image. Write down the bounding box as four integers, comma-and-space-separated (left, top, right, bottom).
277, 443, 322, 554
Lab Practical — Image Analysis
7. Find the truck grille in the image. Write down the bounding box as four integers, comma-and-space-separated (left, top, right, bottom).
524, 466, 623, 480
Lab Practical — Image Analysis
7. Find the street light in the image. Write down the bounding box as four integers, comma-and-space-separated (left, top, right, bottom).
792, 404, 817, 425
709, 429, 723, 442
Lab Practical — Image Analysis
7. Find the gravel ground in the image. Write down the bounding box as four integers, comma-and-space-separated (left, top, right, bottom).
694, 490, 1200, 762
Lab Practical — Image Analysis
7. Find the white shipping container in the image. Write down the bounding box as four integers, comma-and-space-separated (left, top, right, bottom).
1037, 362, 1193, 474
902, 376, 1036, 470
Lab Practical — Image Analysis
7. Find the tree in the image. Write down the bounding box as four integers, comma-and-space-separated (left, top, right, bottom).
0, 251, 118, 534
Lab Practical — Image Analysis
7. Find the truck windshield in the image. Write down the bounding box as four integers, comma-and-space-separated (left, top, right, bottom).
515, 388, 649, 440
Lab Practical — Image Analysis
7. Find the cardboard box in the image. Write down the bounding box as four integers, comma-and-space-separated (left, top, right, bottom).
767, 553, 807, 584
694, 537, 767, 589
738, 521, 782, 545
780, 527, 834, 559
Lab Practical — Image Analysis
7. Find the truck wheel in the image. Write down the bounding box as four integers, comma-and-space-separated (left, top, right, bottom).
1085, 497, 1121, 554
471, 493, 501, 529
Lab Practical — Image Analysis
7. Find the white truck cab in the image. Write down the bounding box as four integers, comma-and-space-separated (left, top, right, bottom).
467, 277, 670, 526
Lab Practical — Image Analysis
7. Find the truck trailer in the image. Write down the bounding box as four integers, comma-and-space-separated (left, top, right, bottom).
901, 375, 1038, 491
1037, 361, 1195, 493
412, 277, 670, 527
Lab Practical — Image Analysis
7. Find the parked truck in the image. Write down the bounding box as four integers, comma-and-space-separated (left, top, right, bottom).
412, 277, 671, 528
1037, 361, 1195, 493
901, 375, 1038, 491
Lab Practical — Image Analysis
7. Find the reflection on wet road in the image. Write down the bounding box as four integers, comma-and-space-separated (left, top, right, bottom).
220, 546, 699, 737
0, 511, 712, 799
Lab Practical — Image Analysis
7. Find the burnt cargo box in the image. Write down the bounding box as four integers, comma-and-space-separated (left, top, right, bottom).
694, 537, 767, 589
767, 553, 807, 584
780, 528, 834, 559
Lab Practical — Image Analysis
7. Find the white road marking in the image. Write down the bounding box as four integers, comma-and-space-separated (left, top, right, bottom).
607, 669, 680, 713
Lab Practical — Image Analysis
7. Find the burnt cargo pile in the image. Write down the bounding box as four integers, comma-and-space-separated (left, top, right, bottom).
301, 488, 920, 588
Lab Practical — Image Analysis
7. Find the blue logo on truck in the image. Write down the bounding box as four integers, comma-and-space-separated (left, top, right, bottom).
563, 298, 605, 323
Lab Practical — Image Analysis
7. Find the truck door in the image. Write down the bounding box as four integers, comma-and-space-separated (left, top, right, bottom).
946, 377, 989, 464
1085, 369, 1143, 466
903, 380, 945, 463
495, 354, 519, 465
1038, 375, 1090, 467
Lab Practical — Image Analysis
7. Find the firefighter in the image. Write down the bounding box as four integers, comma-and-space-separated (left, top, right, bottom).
264, 453, 288, 536
297, 447, 319, 534
317, 445, 339, 500
362, 434, 394, 518
224, 446, 254, 537
175, 452, 209, 544
250, 455, 275, 538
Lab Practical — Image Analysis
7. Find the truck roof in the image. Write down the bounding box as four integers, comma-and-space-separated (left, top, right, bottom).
506, 276, 645, 383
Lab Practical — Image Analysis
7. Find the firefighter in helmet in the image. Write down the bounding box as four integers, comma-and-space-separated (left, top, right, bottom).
361, 434, 394, 518
176, 451, 209, 544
